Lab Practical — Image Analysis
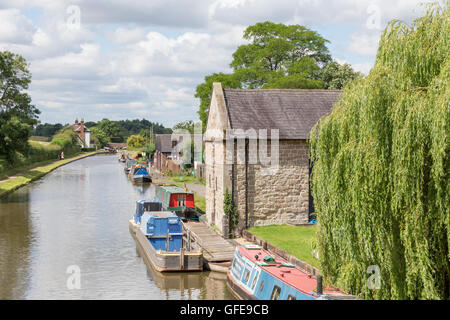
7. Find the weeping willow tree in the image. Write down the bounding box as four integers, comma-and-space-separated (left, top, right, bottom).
310, 3, 449, 300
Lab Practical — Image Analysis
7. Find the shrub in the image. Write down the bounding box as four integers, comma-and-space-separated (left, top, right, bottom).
127, 135, 146, 148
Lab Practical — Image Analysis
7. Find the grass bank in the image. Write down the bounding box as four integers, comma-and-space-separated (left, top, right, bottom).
247, 225, 319, 268
0, 151, 100, 198
166, 172, 205, 185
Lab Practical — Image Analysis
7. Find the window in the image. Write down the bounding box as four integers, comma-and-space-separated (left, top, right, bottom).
287, 295, 296, 300
243, 270, 250, 283
270, 286, 281, 300
251, 272, 259, 290
259, 280, 265, 292
177, 194, 186, 207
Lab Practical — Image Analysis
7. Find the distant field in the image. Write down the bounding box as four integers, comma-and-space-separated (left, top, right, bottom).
248, 224, 319, 268
29, 136, 50, 142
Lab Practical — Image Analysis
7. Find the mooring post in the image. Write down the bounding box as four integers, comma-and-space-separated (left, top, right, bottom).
165, 230, 169, 251
317, 275, 323, 295
180, 247, 185, 270
187, 230, 191, 251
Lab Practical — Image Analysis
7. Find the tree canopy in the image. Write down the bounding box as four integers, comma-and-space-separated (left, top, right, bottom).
0, 51, 40, 163
310, 3, 449, 300
231, 21, 331, 89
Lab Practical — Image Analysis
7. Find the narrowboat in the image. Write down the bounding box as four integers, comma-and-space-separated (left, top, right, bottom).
124, 159, 137, 173
155, 185, 198, 221
227, 244, 353, 300
118, 153, 127, 162
128, 164, 152, 183
129, 200, 203, 272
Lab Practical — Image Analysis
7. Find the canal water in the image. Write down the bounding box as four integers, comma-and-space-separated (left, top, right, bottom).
0, 154, 235, 300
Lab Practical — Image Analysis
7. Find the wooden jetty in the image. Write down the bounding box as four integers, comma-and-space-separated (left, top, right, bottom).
182, 221, 235, 272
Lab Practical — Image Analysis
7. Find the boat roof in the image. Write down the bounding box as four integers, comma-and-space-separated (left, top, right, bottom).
237, 245, 343, 297
158, 185, 193, 195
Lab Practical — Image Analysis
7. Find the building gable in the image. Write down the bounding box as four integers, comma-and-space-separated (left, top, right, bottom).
205, 83, 231, 141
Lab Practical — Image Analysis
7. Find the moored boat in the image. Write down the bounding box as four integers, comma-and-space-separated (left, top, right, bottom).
128, 163, 152, 183
129, 200, 203, 272
155, 185, 198, 221
118, 153, 127, 162
227, 244, 353, 300
124, 159, 137, 173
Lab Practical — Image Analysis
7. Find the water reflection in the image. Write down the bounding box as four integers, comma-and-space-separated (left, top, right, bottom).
0, 155, 234, 300
0, 190, 32, 299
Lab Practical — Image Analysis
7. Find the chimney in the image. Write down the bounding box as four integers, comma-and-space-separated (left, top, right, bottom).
80, 118, 85, 145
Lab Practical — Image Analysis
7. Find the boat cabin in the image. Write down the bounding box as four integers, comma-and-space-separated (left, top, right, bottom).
228, 245, 346, 300
156, 185, 195, 215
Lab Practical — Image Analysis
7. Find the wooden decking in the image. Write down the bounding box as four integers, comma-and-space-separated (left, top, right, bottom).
182, 221, 235, 263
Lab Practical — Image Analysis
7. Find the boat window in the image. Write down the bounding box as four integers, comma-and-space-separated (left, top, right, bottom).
270, 286, 281, 300
287, 295, 296, 300
259, 280, 264, 292
251, 272, 259, 290
243, 269, 250, 283
177, 194, 186, 207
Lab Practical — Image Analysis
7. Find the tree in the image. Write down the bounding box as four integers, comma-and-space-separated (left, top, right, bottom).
321, 61, 363, 89
310, 4, 449, 300
34, 123, 63, 137
0, 51, 40, 163
127, 135, 146, 148
231, 22, 331, 88
196, 73, 241, 129
90, 126, 110, 148
96, 118, 120, 138
173, 120, 196, 134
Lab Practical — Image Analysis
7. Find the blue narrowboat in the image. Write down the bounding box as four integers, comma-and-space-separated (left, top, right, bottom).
227, 245, 352, 300
129, 200, 203, 272
128, 163, 152, 183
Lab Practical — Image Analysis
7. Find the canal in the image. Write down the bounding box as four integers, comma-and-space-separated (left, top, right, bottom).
0, 154, 235, 299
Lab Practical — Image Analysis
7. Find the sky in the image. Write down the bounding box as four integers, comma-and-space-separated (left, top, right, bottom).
0, 0, 439, 128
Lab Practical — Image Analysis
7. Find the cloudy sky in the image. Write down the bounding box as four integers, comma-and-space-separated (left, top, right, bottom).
0, 0, 438, 128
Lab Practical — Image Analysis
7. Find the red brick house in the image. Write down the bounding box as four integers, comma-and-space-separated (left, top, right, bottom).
70, 118, 91, 148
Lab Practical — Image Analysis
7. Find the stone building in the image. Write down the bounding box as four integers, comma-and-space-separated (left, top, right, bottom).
204, 83, 341, 237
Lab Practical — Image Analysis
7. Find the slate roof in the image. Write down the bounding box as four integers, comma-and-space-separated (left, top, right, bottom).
156, 134, 183, 153
222, 89, 342, 140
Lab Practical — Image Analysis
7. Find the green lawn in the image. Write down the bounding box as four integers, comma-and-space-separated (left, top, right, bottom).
166, 172, 205, 185
195, 195, 206, 215
0, 158, 57, 180
248, 225, 319, 268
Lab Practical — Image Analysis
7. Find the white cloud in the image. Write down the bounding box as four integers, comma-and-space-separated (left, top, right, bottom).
0, 9, 35, 44
348, 32, 381, 57
0, 0, 442, 126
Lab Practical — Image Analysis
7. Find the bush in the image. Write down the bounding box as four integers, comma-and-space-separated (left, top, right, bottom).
127, 135, 146, 148
0, 126, 83, 176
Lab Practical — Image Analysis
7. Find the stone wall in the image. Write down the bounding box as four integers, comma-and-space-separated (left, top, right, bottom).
233, 140, 310, 230
205, 138, 311, 236
205, 140, 228, 235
